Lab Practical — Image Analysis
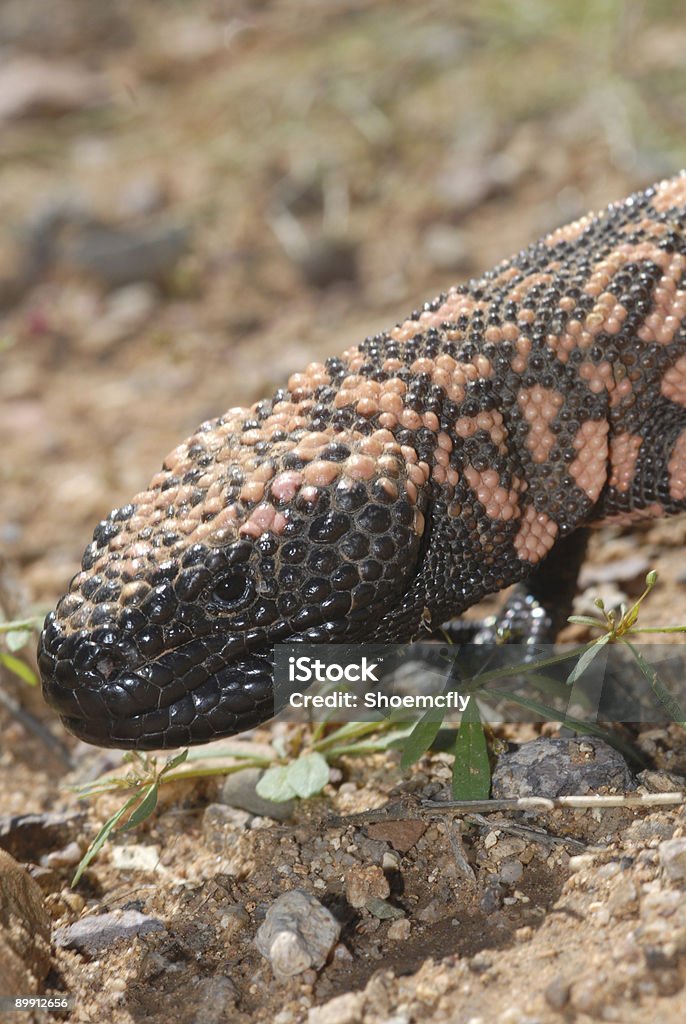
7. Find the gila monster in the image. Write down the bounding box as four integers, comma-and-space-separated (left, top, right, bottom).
39, 175, 686, 749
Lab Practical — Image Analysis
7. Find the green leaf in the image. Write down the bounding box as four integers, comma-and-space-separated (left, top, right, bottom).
285, 752, 330, 798
400, 710, 445, 770
623, 640, 686, 726
118, 784, 159, 832
159, 749, 189, 776
312, 720, 389, 751
72, 794, 141, 886
5, 629, 30, 652
566, 636, 610, 685
567, 615, 605, 628
256, 765, 297, 802
0, 652, 37, 685
451, 696, 490, 800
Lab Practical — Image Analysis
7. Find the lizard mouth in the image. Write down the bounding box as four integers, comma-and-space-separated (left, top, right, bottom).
38, 613, 284, 749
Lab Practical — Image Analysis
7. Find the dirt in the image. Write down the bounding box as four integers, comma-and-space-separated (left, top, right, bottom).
3, 2, 686, 1022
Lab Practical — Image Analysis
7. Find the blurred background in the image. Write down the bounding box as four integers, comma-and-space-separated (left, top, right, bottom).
2, 0, 686, 612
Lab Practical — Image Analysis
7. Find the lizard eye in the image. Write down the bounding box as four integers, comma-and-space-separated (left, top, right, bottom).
212, 570, 254, 609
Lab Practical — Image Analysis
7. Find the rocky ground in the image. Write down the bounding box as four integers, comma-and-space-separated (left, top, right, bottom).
3, 2, 686, 1022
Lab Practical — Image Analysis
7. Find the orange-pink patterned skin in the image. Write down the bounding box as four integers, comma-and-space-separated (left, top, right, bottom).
39, 174, 686, 749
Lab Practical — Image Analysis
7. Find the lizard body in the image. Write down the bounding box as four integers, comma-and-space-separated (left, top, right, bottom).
39, 175, 686, 748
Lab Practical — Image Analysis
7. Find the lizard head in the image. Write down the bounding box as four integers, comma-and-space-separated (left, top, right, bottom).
39, 374, 431, 749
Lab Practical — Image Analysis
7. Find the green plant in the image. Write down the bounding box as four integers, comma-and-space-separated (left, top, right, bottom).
0, 616, 41, 686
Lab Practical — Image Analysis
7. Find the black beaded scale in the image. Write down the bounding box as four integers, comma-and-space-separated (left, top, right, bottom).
40, 175, 686, 748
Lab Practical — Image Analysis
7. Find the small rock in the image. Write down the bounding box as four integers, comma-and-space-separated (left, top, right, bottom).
41, 840, 83, 869
365, 898, 404, 921
382, 851, 401, 871
623, 815, 675, 843
254, 890, 341, 981
307, 991, 364, 1024
220, 769, 295, 821
468, 952, 493, 974
498, 859, 523, 885
366, 819, 428, 853
219, 906, 250, 941
191, 975, 238, 1023
109, 844, 160, 872
387, 918, 411, 941
544, 974, 573, 1007
0, 849, 51, 995
345, 865, 390, 909
416, 898, 445, 923
53, 909, 165, 953
479, 878, 503, 914
636, 769, 686, 793
607, 881, 638, 918
659, 838, 686, 884
492, 737, 634, 799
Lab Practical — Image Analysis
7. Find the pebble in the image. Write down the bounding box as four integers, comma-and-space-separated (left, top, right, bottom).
40, 840, 83, 869
658, 837, 686, 883
387, 918, 411, 941
416, 898, 445, 923
498, 859, 523, 884
365, 898, 405, 921
345, 864, 390, 908
254, 890, 341, 981
219, 905, 250, 940
53, 909, 165, 953
109, 844, 161, 872
492, 736, 634, 798
307, 991, 364, 1024
190, 976, 238, 1023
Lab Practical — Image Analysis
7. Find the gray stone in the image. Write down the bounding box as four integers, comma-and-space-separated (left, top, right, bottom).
255, 890, 341, 981
53, 909, 165, 953
492, 737, 634, 799
659, 838, 686, 884
307, 991, 364, 1024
